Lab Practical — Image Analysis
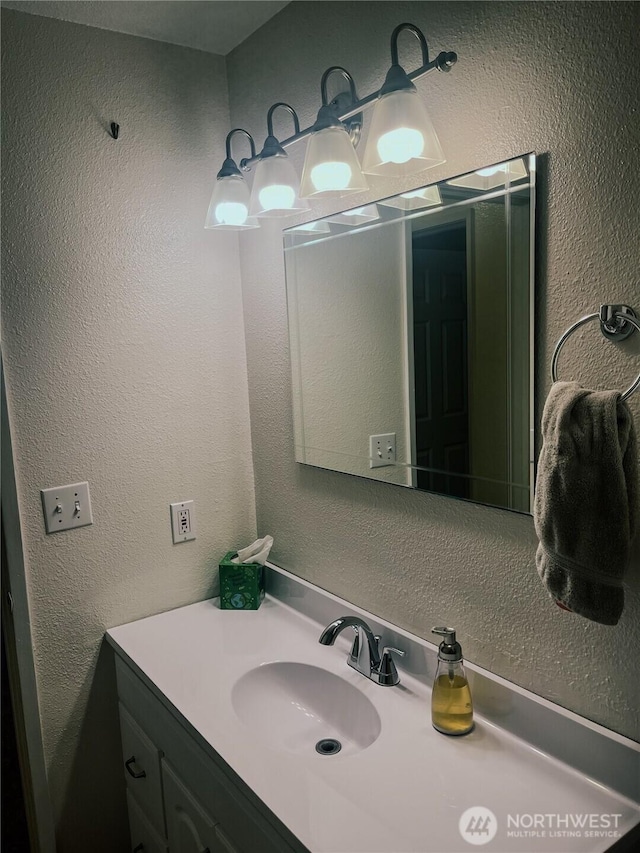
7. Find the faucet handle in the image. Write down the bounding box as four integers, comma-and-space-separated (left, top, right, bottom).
377, 646, 406, 686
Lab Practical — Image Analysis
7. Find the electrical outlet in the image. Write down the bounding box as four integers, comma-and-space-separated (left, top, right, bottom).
369, 433, 396, 468
170, 500, 196, 543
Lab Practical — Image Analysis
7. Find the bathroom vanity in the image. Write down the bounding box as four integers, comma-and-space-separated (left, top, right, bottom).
106, 565, 640, 853
113, 650, 300, 853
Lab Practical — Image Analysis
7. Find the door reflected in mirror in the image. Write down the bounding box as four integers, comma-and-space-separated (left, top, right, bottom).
284, 154, 535, 513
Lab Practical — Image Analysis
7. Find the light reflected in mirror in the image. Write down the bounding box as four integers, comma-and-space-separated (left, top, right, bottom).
284, 154, 535, 513
378, 185, 442, 211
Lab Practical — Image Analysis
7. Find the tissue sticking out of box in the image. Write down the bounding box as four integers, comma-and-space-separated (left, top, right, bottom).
232, 535, 273, 565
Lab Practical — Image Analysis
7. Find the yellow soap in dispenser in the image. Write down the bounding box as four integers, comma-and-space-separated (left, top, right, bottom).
431, 627, 474, 735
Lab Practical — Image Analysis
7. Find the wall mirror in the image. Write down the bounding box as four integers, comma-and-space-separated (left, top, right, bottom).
284, 153, 535, 513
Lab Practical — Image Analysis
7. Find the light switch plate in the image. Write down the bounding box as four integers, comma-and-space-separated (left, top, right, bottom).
41, 481, 93, 533
170, 500, 196, 543
369, 433, 396, 468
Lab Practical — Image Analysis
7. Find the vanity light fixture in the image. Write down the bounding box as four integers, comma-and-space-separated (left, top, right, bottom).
447, 157, 529, 191
299, 67, 368, 198
205, 23, 457, 230
288, 220, 331, 234
327, 204, 380, 226
204, 129, 259, 230
378, 185, 442, 211
249, 103, 309, 217
362, 24, 447, 177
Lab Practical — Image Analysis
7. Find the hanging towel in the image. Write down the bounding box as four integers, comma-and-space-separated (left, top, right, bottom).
534, 381, 639, 625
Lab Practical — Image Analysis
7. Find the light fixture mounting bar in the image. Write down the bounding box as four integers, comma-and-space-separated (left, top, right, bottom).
239, 50, 457, 171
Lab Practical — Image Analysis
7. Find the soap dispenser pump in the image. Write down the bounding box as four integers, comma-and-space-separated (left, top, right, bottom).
431, 627, 474, 735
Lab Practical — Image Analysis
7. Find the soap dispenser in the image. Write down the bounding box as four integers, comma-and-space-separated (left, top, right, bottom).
431, 627, 474, 735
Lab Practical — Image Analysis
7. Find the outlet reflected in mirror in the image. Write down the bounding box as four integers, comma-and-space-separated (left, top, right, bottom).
284, 154, 535, 513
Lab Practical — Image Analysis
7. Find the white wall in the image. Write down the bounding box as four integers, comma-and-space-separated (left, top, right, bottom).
1, 9, 256, 850
227, 0, 640, 740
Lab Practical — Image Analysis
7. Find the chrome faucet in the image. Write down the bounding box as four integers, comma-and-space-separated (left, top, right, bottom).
319, 616, 405, 686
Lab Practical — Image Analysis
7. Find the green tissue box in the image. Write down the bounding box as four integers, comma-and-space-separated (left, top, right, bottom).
219, 551, 265, 610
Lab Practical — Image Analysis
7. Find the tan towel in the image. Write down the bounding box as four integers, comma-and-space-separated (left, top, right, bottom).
534, 381, 638, 625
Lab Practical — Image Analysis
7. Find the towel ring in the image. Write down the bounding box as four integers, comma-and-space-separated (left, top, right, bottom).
551, 304, 640, 402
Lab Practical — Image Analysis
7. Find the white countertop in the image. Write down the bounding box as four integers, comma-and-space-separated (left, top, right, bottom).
106, 564, 640, 853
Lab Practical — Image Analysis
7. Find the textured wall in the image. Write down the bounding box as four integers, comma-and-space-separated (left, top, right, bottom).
227, 1, 640, 739
1, 9, 256, 850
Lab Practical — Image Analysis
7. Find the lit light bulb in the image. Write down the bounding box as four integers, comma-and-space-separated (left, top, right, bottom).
258, 184, 296, 211
310, 161, 352, 192
215, 202, 248, 227
377, 128, 425, 165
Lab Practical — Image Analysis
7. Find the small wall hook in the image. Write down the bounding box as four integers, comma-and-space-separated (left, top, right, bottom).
110, 122, 119, 140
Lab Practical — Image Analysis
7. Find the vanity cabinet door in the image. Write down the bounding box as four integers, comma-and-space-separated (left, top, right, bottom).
115, 657, 301, 853
163, 760, 234, 853
127, 790, 168, 853
119, 703, 165, 838
213, 825, 239, 853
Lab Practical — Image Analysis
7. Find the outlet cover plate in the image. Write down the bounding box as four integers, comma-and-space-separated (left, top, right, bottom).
41, 481, 93, 533
170, 500, 196, 543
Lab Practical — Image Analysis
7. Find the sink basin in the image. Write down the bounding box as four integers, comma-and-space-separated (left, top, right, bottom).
231, 662, 381, 756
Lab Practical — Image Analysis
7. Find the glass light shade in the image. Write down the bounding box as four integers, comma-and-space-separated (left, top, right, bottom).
378, 185, 442, 211
248, 153, 308, 218
289, 220, 331, 234
327, 204, 380, 226
299, 126, 368, 198
447, 158, 529, 191
362, 89, 445, 177
204, 175, 258, 230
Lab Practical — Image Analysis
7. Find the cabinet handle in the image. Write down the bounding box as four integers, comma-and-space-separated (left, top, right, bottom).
133, 845, 144, 852
125, 755, 147, 779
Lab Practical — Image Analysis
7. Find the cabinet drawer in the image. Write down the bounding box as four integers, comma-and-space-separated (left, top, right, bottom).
214, 824, 240, 853
127, 790, 168, 853
119, 703, 165, 838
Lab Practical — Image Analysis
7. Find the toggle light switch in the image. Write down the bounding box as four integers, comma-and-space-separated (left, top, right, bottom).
41, 482, 93, 533
369, 433, 396, 468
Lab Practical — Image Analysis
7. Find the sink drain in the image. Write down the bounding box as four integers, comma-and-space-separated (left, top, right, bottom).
315, 738, 342, 756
